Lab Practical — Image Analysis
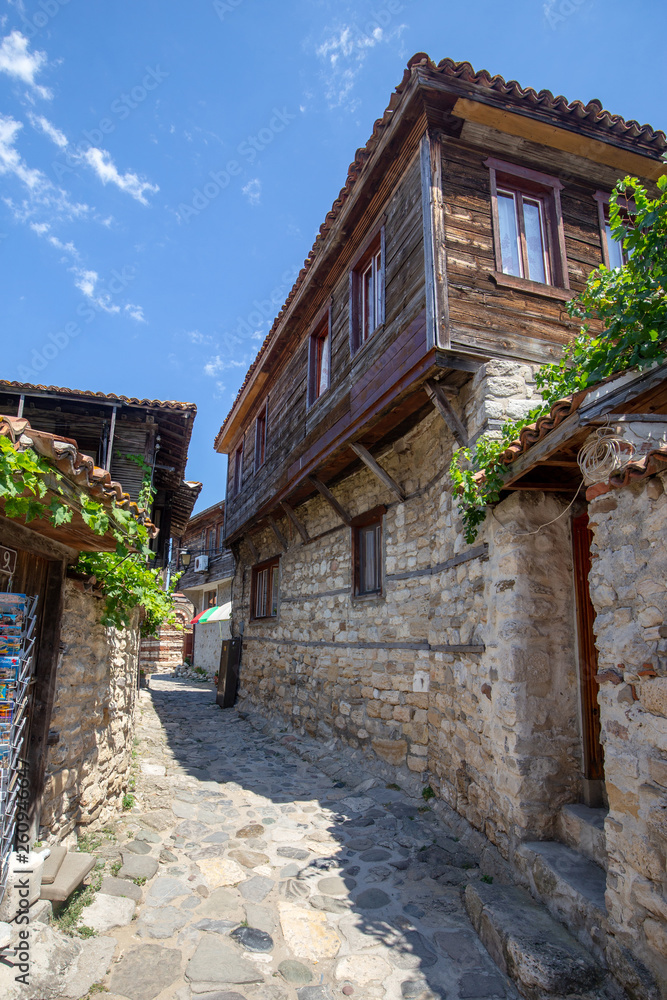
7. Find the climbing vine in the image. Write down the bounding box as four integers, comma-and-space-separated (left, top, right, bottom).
450, 174, 667, 542
0, 438, 176, 634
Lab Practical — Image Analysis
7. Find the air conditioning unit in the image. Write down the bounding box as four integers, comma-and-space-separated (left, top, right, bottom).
194, 555, 209, 573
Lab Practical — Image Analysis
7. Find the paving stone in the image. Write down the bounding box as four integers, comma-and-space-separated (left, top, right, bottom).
359, 848, 392, 862
280, 863, 301, 877
354, 888, 391, 909
118, 854, 159, 881
392, 931, 439, 969
136, 830, 162, 843
204, 831, 231, 843
279, 877, 310, 901
175, 820, 210, 839
125, 840, 152, 855
182, 895, 202, 909
400, 981, 441, 999
309, 894, 350, 914
195, 918, 238, 933
100, 876, 143, 901
236, 824, 265, 838
198, 857, 247, 887
278, 901, 341, 961
335, 953, 392, 984
144, 877, 192, 906
81, 892, 135, 933
458, 971, 508, 998
345, 838, 374, 851
193, 994, 247, 1000
197, 887, 244, 920
278, 959, 313, 985
229, 849, 270, 868
296, 987, 334, 1000
141, 809, 174, 831
172, 800, 198, 819
317, 876, 356, 896
433, 929, 480, 964
141, 762, 166, 776
240, 875, 275, 902
231, 925, 274, 952
244, 903, 276, 933
160, 848, 179, 863
277, 846, 310, 860
108, 943, 183, 1000
186, 934, 264, 985
136, 905, 188, 939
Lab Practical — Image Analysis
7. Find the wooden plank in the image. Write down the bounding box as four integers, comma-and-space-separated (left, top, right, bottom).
308, 475, 351, 526
267, 515, 288, 552
349, 442, 406, 501
280, 501, 310, 543
421, 134, 437, 350
425, 379, 468, 447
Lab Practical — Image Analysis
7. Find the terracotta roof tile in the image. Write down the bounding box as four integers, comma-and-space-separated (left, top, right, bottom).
497, 389, 591, 465
215, 53, 666, 447
0, 379, 196, 412
0, 414, 158, 537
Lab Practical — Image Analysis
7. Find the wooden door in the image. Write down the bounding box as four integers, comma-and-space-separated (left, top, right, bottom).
572, 514, 604, 780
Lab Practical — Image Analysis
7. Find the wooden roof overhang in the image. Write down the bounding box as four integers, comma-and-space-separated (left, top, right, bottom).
497, 363, 667, 496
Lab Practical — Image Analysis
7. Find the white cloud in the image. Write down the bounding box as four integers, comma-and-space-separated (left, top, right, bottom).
187, 329, 212, 345
203, 355, 246, 376
30, 221, 49, 235
0, 115, 45, 190
124, 303, 145, 322
48, 234, 78, 257
314, 22, 405, 109
28, 112, 67, 148
82, 147, 159, 205
0, 31, 51, 99
72, 267, 120, 314
242, 178, 262, 206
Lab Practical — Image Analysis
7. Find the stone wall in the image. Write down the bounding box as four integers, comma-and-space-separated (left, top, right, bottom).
587, 473, 667, 989
39, 580, 140, 843
138, 593, 193, 675
193, 618, 231, 676
234, 359, 580, 856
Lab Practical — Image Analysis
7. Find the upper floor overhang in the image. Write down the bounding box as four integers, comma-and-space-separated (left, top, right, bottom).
214, 54, 666, 456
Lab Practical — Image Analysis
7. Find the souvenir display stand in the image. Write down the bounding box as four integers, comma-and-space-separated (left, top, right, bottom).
0, 593, 38, 904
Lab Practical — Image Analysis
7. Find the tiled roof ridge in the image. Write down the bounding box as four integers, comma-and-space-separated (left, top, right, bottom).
497, 389, 591, 465
0, 414, 158, 537
215, 53, 665, 446
0, 379, 196, 412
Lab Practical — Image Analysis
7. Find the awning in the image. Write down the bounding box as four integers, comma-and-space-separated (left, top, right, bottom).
191, 602, 232, 625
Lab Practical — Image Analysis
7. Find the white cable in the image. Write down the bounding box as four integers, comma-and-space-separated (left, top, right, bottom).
577, 426, 635, 484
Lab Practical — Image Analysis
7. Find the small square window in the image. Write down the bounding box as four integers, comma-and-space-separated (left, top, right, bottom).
485, 158, 568, 290
352, 510, 384, 597
350, 227, 385, 353
233, 439, 244, 496
308, 311, 331, 405
251, 557, 280, 619
255, 403, 267, 471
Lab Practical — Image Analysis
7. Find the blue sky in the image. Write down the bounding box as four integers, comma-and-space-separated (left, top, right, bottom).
1, 0, 665, 512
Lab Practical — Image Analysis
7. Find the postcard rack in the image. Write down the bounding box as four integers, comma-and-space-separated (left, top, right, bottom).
0, 593, 38, 905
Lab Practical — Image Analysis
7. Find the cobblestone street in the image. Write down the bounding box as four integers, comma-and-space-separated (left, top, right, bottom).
90, 673, 517, 1000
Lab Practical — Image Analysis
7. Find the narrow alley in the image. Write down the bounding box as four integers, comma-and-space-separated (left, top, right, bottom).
87, 674, 519, 1000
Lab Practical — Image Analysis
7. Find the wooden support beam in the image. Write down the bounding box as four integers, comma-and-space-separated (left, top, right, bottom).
308, 475, 351, 526
425, 379, 468, 447
349, 442, 406, 502
280, 501, 310, 543
245, 534, 259, 562
267, 514, 288, 552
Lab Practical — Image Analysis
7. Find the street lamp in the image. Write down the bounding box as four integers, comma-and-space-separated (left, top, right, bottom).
180, 549, 191, 569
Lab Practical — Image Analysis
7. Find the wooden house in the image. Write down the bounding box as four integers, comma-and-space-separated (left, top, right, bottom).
215, 55, 666, 995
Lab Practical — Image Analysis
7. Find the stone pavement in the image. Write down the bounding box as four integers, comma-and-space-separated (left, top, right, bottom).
4, 673, 521, 1000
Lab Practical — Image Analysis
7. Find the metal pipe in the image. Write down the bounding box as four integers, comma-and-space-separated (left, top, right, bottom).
16, 395, 24, 418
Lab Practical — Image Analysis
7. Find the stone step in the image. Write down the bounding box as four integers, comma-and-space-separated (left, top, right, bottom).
516, 840, 609, 961
464, 880, 619, 1000
40, 843, 67, 885
557, 803, 608, 869
39, 852, 96, 904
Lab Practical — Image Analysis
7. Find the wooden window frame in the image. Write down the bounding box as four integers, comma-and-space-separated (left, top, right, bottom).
206, 526, 216, 554
351, 505, 386, 599
485, 157, 569, 293
349, 224, 385, 355
307, 305, 332, 407
233, 438, 244, 496
250, 556, 280, 621
254, 400, 268, 472
593, 190, 633, 269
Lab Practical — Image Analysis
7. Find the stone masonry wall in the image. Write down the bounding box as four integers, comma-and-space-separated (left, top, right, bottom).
235, 359, 580, 857
138, 593, 193, 675
587, 473, 667, 989
40, 580, 140, 842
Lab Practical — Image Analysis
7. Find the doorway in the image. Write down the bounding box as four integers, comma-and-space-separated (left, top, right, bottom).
571, 513, 605, 806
